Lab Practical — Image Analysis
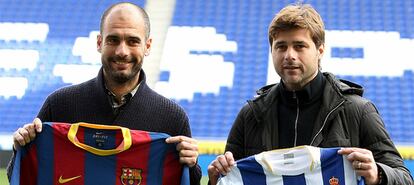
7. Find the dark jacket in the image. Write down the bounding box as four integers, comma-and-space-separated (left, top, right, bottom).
225, 72, 413, 185
8, 68, 202, 185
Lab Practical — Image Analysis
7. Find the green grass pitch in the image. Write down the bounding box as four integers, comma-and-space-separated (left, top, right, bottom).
0, 168, 8, 185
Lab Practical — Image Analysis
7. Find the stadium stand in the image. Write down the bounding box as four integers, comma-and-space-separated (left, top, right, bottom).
166, 0, 414, 143
1, 0, 414, 177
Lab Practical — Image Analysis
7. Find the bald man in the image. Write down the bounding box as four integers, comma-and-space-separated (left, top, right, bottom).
8, 2, 201, 184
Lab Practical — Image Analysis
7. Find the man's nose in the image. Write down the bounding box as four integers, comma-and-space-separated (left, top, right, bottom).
284, 47, 297, 61
115, 42, 129, 57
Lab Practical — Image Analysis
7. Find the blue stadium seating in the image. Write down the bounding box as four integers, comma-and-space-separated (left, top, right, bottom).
1, 0, 414, 145
170, 0, 414, 142
0, 0, 146, 133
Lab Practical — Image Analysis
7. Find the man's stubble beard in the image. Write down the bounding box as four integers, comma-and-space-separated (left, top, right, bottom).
102, 56, 142, 84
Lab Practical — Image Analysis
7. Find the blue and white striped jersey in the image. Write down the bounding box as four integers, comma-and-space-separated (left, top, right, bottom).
218, 146, 364, 185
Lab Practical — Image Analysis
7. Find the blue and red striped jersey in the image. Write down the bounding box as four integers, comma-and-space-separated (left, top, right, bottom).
11, 122, 189, 185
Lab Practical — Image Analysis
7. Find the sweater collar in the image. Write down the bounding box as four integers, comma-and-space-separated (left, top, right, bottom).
97, 68, 148, 97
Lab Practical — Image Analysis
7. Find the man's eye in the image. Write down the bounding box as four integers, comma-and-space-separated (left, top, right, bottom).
107, 38, 118, 44
275, 45, 287, 50
295, 45, 305, 49
129, 40, 140, 45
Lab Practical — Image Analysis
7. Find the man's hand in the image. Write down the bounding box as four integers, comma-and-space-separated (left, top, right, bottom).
166, 136, 198, 167
207, 151, 235, 185
338, 147, 379, 185
13, 118, 42, 150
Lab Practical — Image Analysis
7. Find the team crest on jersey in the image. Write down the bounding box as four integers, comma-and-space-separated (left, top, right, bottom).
329, 176, 339, 185
120, 168, 142, 185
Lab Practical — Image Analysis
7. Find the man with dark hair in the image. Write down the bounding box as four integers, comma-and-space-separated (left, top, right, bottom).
208, 3, 413, 185
8, 2, 201, 184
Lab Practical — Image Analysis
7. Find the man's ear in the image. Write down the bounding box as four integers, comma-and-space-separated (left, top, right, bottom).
317, 43, 325, 60
97, 34, 102, 53
144, 37, 152, 56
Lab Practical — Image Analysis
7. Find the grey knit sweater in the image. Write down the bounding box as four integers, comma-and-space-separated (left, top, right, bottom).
8, 68, 202, 184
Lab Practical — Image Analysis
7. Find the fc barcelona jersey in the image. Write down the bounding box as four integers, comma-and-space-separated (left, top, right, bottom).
218, 146, 365, 185
10, 122, 189, 185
